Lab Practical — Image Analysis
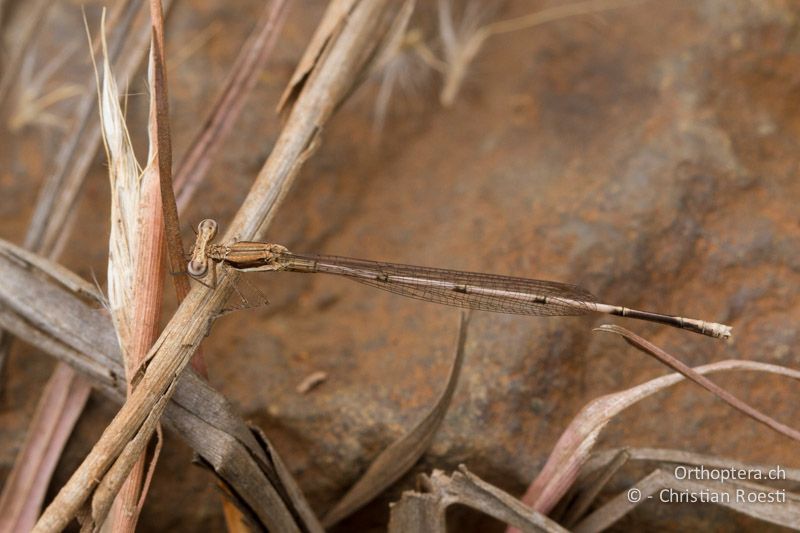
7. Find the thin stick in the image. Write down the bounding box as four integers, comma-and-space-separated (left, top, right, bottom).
188, 219, 732, 340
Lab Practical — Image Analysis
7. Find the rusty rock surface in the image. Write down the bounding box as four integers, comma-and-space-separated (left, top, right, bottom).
1, 0, 799, 531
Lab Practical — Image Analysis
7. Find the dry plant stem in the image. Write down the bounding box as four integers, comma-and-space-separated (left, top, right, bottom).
94, 392, 170, 531
323, 311, 470, 527
0, 365, 90, 533
147, 0, 191, 310
107, 53, 167, 533
0, 239, 320, 531
598, 325, 800, 441
174, 0, 292, 211
108, 0, 202, 526
33, 2, 399, 531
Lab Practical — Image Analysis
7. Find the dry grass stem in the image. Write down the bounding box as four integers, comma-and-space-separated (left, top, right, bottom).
598, 325, 800, 442
92, 9, 169, 530
0, 365, 91, 533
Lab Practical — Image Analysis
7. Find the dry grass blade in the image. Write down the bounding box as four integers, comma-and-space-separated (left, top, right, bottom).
323, 311, 470, 527
573, 468, 800, 532
174, 0, 292, 210
518, 335, 800, 517
0, 237, 322, 531
92, 9, 169, 530
556, 449, 630, 527
0, 365, 91, 533
33, 2, 402, 531
596, 325, 800, 442
147, 0, 190, 309
388, 465, 568, 532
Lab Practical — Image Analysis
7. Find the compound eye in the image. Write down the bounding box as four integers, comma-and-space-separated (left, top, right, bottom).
198, 219, 218, 238
188, 259, 208, 277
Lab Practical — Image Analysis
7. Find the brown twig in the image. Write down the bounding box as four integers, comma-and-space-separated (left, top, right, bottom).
33, 2, 402, 531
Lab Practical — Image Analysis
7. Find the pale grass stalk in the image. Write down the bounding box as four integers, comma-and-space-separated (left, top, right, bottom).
94, 14, 164, 532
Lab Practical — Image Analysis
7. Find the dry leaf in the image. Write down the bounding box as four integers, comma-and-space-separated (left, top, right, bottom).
323, 311, 470, 527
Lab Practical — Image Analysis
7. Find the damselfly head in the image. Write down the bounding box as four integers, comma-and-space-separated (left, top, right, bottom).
188, 219, 219, 279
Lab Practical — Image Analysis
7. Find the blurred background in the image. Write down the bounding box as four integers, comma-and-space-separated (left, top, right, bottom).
1, 0, 799, 530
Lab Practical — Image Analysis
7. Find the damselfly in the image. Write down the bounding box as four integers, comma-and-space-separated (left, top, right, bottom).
188, 219, 732, 339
